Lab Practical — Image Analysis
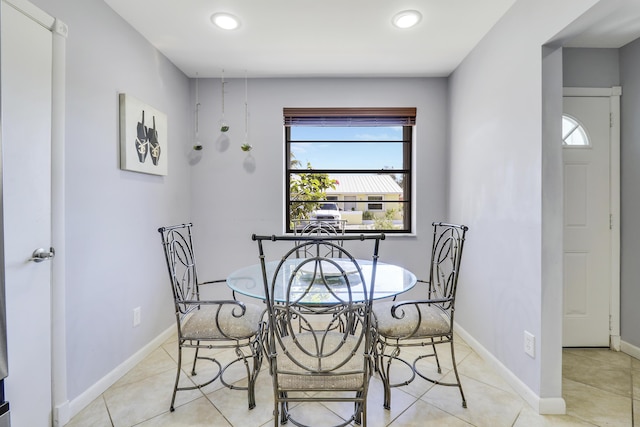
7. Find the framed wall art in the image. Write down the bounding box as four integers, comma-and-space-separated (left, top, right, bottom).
119, 93, 168, 175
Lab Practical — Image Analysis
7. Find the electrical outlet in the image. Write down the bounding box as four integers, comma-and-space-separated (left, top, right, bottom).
524, 331, 535, 358
133, 307, 141, 327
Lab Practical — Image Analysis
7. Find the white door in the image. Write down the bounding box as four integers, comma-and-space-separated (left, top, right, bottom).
344, 196, 356, 212
562, 96, 611, 347
1, 1, 54, 425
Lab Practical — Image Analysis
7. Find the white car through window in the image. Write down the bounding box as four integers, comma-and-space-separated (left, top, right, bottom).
310, 202, 342, 224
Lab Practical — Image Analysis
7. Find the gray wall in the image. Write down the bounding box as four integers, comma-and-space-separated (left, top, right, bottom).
189, 77, 449, 286
448, 0, 601, 405
620, 38, 640, 348
28, 0, 191, 402
563, 48, 620, 87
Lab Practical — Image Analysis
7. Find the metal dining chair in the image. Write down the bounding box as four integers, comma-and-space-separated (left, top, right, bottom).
158, 223, 264, 411
292, 219, 345, 258
253, 233, 384, 427
373, 222, 469, 409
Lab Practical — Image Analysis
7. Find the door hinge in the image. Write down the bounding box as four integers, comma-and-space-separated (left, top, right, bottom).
610, 214, 613, 230
610, 113, 614, 128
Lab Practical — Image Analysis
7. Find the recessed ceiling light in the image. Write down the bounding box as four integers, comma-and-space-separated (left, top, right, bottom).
211, 12, 240, 30
392, 10, 422, 29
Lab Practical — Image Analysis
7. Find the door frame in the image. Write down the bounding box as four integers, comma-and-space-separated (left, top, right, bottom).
2, 0, 68, 424
563, 86, 621, 350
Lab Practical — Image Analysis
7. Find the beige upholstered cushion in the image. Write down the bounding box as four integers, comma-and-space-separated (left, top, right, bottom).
181, 303, 263, 340
275, 332, 367, 391
373, 300, 450, 339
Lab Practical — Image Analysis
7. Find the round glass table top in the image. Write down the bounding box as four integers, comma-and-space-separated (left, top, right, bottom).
227, 258, 417, 304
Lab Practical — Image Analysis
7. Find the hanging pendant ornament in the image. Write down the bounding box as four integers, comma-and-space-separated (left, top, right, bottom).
193, 74, 203, 150
241, 71, 252, 152
219, 69, 229, 133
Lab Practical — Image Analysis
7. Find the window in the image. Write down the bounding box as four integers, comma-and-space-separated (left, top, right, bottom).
367, 196, 384, 211
562, 115, 590, 147
285, 107, 415, 233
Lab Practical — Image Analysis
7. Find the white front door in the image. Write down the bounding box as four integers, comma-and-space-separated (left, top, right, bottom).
344, 196, 356, 212
1, 1, 54, 425
562, 96, 612, 347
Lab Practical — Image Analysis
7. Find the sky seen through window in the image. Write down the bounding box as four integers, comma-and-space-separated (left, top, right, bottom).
290, 126, 404, 170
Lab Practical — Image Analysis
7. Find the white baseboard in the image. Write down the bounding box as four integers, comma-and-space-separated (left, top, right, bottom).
538, 397, 567, 415
67, 326, 175, 421
620, 339, 640, 360
611, 335, 621, 351
53, 401, 70, 427
454, 323, 566, 415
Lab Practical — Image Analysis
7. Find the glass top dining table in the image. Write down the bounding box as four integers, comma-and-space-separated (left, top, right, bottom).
226, 258, 417, 305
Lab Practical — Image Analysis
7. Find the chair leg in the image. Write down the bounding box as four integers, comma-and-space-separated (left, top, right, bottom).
242, 338, 264, 410
431, 337, 442, 374
377, 343, 410, 410
170, 344, 183, 412
375, 341, 391, 410
191, 341, 200, 376
354, 391, 365, 425
379, 353, 392, 410
248, 345, 262, 410
273, 402, 279, 427
449, 340, 467, 408
280, 397, 288, 424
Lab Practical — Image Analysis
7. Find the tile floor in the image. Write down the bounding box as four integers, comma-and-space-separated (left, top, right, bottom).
66, 334, 639, 427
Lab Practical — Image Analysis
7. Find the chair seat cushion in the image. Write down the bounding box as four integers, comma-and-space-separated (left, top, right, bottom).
181, 303, 263, 340
275, 332, 367, 391
373, 300, 450, 339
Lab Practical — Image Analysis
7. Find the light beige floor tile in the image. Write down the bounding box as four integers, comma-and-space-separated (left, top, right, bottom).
282, 401, 349, 427
163, 329, 178, 342
158, 345, 263, 400
420, 373, 523, 427
184, 347, 258, 396
563, 377, 632, 427
161, 340, 231, 369
376, 348, 445, 400
633, 370, 640, 401
395, 339, 473, 372
355, 376, 419, 427
65, 396, 112, 427
111, 347, 177, 389
67, 340, 640, 427
387, 399, 473, 426
512, 404, 598, 427
631, 355, 640, 373
563, 348, 631, 371
457, 351, 517, 395
562, 351, 631, 397
136, 396, 232, 426
205, 374, 275, 427
103, 368, 202, 427
316, 376, 418, 427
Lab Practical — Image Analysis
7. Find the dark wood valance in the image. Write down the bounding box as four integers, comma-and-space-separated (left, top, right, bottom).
283, 107, 416, 126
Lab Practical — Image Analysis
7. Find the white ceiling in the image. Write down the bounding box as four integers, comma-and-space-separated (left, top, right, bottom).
103, 0, 640, 79
562, 0, 640, 48
103, 0, 518, 78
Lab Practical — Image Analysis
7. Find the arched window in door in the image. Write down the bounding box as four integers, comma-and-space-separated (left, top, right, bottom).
562, 115, 590, 147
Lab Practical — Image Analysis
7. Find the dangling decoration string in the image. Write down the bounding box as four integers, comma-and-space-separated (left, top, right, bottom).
241, 70, 252, 152
193, 73, 203, 150
220, 69, 229, 132
195, 75, 200, 136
